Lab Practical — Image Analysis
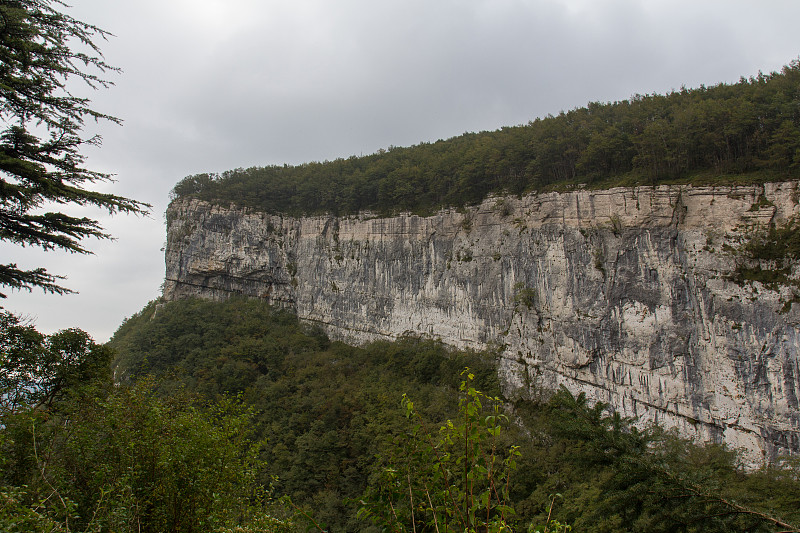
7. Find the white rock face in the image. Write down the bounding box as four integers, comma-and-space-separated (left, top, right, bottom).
163, 182, 800, 465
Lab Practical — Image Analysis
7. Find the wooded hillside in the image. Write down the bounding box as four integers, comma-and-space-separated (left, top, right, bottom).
107, 298, 800, 533
172, 61, 800, 216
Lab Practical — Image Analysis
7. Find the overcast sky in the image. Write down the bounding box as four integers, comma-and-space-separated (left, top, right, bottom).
2, 0, 799, 342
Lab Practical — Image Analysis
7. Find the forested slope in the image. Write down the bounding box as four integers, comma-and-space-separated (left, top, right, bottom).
110, 298, 501, 531
107, 298, 800, 533
172, 61, 800, 216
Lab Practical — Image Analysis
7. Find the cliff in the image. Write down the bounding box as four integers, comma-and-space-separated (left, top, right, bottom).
163, 182, 800, 464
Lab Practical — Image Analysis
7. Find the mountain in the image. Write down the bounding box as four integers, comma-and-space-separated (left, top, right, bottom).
161, 63, 800, 465
163, 181, 800, 465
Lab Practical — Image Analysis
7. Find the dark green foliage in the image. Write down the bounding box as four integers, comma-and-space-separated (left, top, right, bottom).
109, 297, 499, 533
743, 217, 800, 264
0, 311, 113, 413
0, 312, 292, 533
509, 388, 800, 532
1, 383, 277, 533
2, 382, 290, 533
109, 297, 800, 532
513, 283, 537, 310
172, 62, 800, 217
0, 0, 149, 297
358, 372, 520, 533
735, 216, 800, 288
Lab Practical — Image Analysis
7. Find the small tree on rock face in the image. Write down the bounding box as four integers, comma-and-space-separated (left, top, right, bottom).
0, 0, 149, 298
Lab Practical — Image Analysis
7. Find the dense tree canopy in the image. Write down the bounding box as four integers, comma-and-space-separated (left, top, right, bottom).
4, 297, 799, 532
0, 0, 148, 297
108, 298, 505, 531
172, 61, 800, 217
108, 298, 800, 533
0, 309, 289, 533
0, 311, 111, 413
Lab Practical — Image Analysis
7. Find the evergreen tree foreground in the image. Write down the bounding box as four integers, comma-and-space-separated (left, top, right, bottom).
0, 0, 149, 298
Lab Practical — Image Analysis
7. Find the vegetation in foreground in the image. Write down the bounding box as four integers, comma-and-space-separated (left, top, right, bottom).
4, 2, 799, 531
0, 0, 149, 298
3, 298, 798, 532
0, 311, 292, 532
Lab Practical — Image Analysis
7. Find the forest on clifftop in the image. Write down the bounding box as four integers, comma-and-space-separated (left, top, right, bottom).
172, 61, 800, 216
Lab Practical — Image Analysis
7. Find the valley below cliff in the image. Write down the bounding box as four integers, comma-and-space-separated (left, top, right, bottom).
163, 181, 800, 464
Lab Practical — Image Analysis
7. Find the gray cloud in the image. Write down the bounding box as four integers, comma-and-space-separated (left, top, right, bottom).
3, 0, 799, 340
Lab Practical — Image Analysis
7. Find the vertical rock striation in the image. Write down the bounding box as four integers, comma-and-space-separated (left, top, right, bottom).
163, 182, 800, 464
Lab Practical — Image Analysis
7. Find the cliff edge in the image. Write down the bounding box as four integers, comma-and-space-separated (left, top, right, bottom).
163, 182, 800, 464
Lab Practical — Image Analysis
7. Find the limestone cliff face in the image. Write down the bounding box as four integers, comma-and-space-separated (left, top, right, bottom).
163, 183, 800, 463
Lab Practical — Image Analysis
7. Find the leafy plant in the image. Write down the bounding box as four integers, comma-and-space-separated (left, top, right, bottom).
106, 298, 800, 532
109, 297, 501, 532
513, 283, 536, 310
734, 216, 800, 287
0, 312, 112, 414
528, 494, 571, 533
358, 370, 520, 533
0, 376, 285, 533
608, 214, 622, 236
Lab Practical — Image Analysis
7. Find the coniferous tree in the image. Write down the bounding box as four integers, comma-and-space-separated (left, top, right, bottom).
0, 0, 148, 297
